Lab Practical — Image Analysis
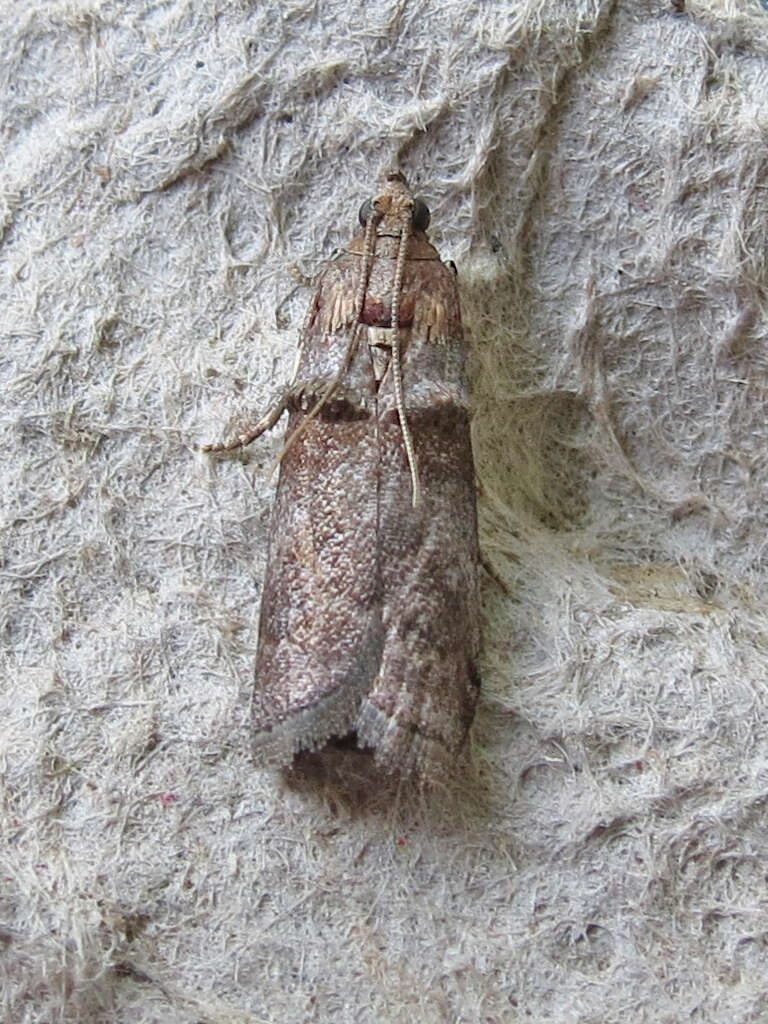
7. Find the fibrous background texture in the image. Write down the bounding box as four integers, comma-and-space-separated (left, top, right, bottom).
2, 1, 768, 1021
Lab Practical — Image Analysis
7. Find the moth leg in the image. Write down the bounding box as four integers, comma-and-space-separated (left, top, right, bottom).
203, 374, 348, 454
480, 553, 511, 596
202, 391, 294, 452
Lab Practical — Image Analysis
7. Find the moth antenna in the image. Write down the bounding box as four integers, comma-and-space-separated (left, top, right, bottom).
354, 210, 379, 319
273, 212, 380, 471
391, 213, 421, 507
289, 288, 317, 385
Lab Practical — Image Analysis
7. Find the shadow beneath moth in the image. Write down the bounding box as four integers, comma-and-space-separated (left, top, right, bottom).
205, 172, 480, 784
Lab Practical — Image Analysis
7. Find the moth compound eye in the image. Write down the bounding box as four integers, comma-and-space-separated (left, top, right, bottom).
412, 199, 430, 231
358, 199, 375, 227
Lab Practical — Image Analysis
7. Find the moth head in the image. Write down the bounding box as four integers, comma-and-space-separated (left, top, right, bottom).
358, 174, 430, 234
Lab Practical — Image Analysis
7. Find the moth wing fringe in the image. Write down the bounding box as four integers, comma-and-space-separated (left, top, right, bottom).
355, 699, 455, 785
252, 667, 376, 766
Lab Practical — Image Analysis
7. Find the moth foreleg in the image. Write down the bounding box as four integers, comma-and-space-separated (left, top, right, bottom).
202, 390, 292, 453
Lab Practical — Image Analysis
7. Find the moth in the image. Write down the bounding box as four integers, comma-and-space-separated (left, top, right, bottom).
205, 172, 480, 783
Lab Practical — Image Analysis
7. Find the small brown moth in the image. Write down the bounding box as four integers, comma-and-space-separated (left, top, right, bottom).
205, 172, 480, 783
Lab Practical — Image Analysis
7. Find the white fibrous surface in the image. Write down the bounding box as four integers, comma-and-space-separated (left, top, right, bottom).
2, 2, 767, 1021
